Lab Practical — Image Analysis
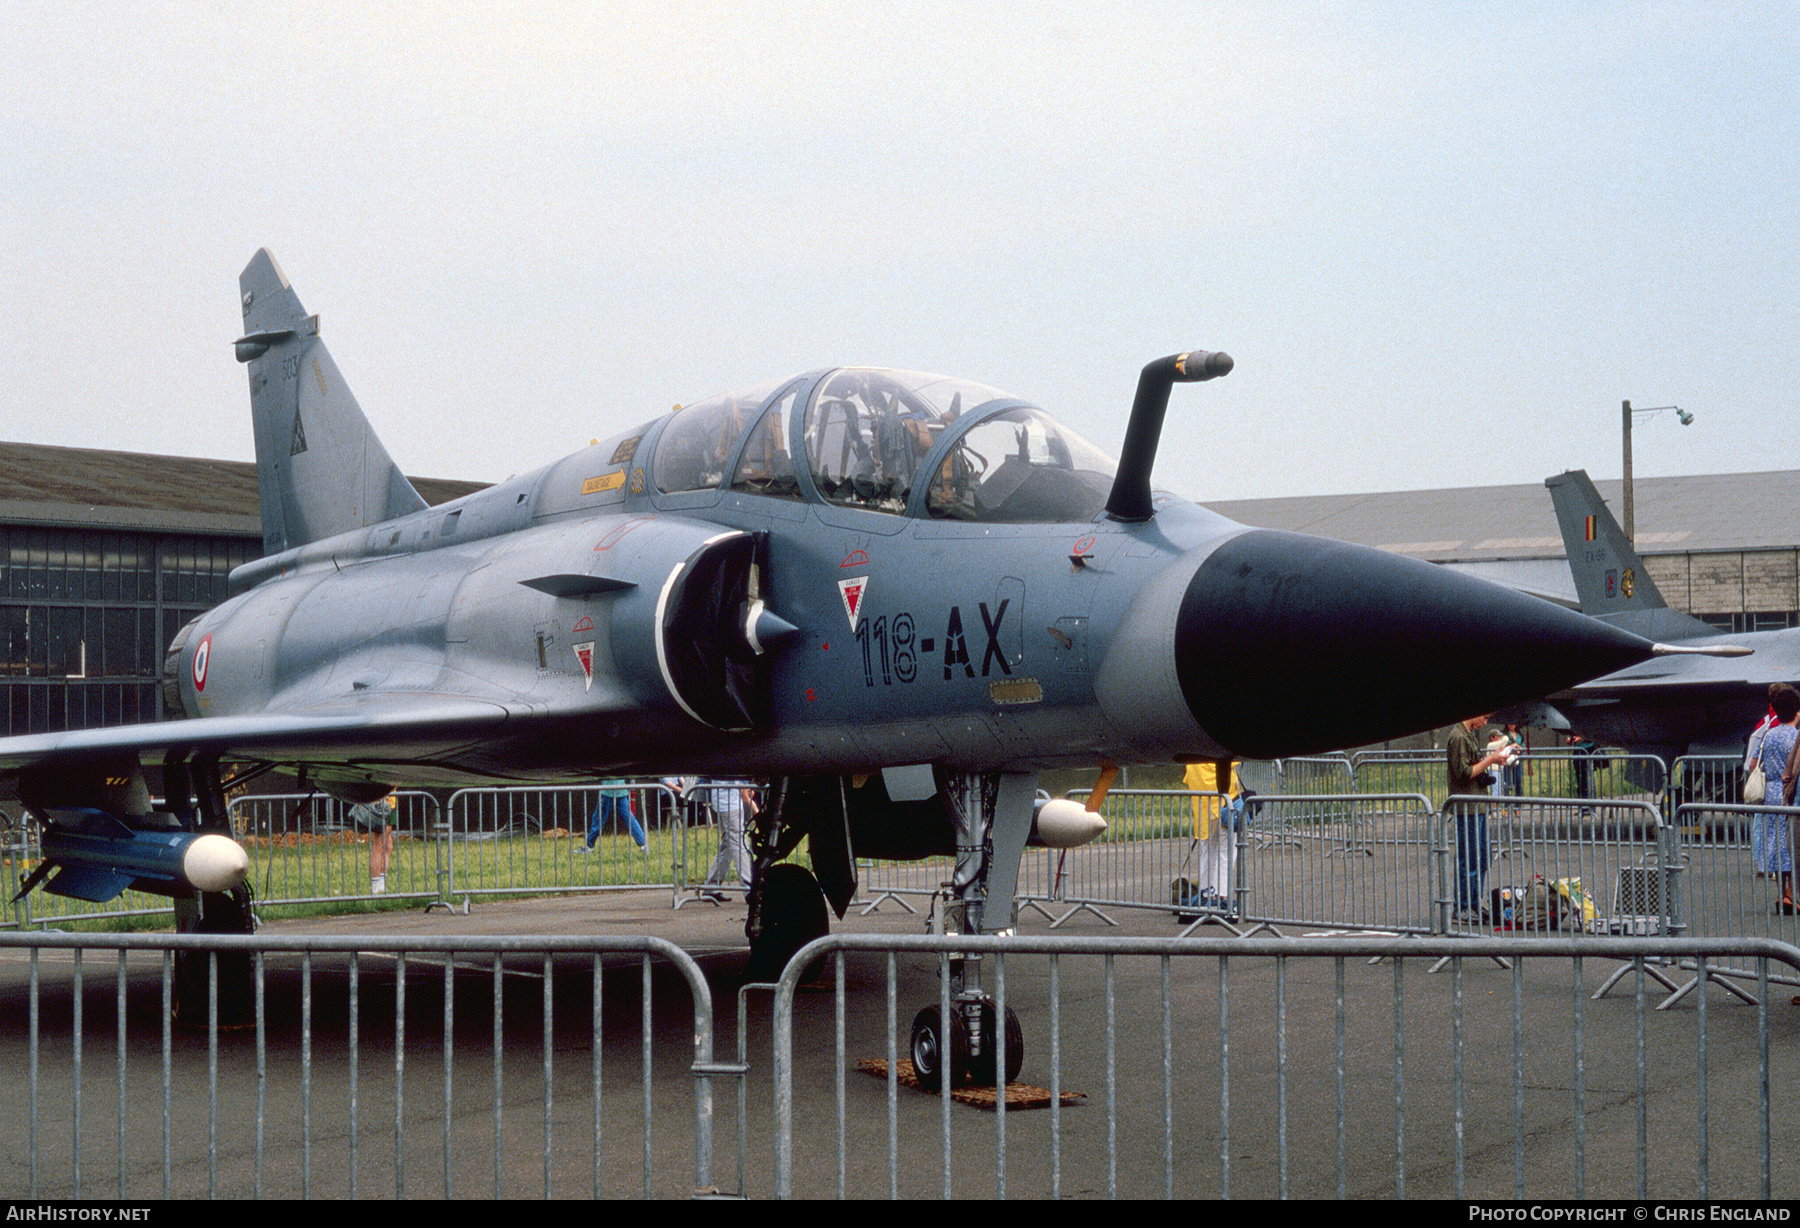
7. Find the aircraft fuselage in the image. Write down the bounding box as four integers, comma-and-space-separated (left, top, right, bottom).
175, 428, 1254, 786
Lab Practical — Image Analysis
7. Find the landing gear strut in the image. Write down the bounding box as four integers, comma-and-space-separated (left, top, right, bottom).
173, 885, 256, 1027
914, 770, 1034, 1089
744, 777, 837, 982
167, 756, 255, 1026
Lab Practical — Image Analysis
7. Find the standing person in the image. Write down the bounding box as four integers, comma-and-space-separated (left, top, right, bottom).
1446, 714, 1514, 924
701, 779, 759, 899
1755, 684, 1800, 913
1181, 760, 1242, 916
1567, 732, 1601, 815
350, 793, 397, 894
580, 778, 646, 853
1501, 723, 1526, 800
1745, 695, 1779, 803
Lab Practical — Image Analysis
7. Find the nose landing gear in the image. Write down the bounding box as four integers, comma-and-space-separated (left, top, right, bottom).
908, 996, 1023, 1090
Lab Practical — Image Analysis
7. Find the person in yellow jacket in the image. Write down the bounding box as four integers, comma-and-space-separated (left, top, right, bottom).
1180, 761, 1241, 916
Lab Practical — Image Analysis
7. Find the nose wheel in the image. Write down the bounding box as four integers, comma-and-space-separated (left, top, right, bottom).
969, 1001, 1024, 1087
909, 1005, 970, 1091
910, 998, 1022, 1090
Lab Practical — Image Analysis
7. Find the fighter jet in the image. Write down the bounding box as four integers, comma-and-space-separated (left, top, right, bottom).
0, 251, 1682, 1088
1539, 469, 1780, 763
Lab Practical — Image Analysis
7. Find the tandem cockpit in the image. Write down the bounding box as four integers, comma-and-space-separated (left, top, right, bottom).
649, 368, 1119, 523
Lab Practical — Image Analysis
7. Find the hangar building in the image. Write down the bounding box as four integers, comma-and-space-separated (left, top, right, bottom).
0, 442, 481, 736
1208, 470, 1800, 635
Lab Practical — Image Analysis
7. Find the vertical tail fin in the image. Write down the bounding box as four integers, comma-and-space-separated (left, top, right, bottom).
1544, 469, 1666, 612
235, 250, 427, 554
1544, 469, 1715, 638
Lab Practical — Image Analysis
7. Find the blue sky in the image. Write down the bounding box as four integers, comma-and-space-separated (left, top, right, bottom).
4, 2, 1793, 502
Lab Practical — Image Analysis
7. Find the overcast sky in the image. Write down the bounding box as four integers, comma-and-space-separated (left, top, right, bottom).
4, 3, 1793, 504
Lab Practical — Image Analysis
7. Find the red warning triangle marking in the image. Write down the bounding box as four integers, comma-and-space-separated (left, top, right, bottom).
838, 576, 867, 631
573, 642, 595, 691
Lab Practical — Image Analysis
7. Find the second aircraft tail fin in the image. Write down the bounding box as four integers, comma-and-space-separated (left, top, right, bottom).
1544, 469, 1716, 638
235, 250, 427, 555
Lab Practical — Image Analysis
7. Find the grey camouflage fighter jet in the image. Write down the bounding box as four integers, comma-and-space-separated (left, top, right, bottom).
0, 251, 1691, 1087
1537, 469, 1780, 764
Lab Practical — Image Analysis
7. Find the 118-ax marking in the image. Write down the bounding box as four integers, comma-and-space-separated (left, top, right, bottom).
856, 601, 1013, 686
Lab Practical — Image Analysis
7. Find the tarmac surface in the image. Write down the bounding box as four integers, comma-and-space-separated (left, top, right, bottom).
1, 885, 1795, 1199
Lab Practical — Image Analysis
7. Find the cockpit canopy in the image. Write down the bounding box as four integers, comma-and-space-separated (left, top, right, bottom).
652, 368, 1118, 523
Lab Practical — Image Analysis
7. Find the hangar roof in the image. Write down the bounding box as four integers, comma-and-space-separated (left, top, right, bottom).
1205, 470, 1799, 563
0, 442, 487, 535
0, 439, 1786, 571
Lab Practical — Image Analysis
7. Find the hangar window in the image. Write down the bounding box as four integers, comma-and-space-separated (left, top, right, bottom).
802, 370, 1008, 514
0, 524, 255, 736
653, 381, 782, 495
926, 407, 1117, 522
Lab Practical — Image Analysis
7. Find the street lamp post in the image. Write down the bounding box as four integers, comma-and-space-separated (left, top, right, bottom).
1620, 400, 1693, 545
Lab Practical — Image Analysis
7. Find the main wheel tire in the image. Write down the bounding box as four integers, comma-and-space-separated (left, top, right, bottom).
909, 1005, 971, 1092
745, 862, 830, 982
968, 1002, 1025, 1086
173, 886, 256, 1027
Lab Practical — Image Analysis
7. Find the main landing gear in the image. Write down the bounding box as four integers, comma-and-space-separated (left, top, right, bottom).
745, 861, 829, 983
165, 757, 256, 1026
744, 777, 838, 983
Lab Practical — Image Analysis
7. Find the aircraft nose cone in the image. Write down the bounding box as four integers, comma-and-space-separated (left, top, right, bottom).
1176, 530, 1655, 759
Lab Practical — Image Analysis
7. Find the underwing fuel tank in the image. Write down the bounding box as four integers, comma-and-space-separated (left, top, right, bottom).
13, 810, 250, 904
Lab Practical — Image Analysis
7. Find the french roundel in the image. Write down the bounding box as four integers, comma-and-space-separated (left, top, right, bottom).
192, 634, 211, 693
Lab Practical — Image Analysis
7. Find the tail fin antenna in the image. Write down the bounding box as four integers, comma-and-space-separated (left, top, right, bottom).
236, 250, 427, 554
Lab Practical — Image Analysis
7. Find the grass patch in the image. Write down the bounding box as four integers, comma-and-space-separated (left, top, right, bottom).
7, 826, 719, 934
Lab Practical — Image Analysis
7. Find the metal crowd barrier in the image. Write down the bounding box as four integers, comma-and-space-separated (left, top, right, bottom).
1352, 748, 1671, 809
232, 791, 444, 908
1, 782, 762, 929
1349, 749, 1445, 798
0, 792, 444, 930
771, 932, 1799, 1200
1268, 754, 1355, 796
1237, 792, 1439, 934
1039, 790, 1683, 942
1042, 787, 1441, 933
7, 919, 1797, 1198
1661, 801, 1800, 1000
0, 932, 727, 1199
0, 760, 1777, 959
1670, 755, 1747, 811
440, 782, 679, 905
1017, 789, 1231, 927
853, 860, 934, 916
1444, 794, 1674, 940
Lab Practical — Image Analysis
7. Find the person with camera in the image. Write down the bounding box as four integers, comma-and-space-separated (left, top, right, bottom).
1446, 713, 1518, 925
